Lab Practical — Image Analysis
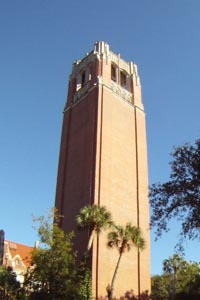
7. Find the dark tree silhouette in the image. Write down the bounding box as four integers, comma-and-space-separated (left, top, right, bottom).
150, 139, 200, 242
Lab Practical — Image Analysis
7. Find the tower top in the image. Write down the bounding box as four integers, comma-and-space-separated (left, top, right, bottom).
67, 41, 142, 109
72, 41, 140, 81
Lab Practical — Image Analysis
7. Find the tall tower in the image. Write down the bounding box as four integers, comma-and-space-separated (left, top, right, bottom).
55, 42, 150, 299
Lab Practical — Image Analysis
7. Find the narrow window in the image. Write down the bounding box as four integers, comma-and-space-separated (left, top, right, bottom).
81, 71, 86, 86
85, 68, 91, 82
111, 64, 117, 82
120, 71, 127, 88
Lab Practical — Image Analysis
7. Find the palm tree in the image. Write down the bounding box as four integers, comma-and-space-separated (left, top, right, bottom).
76, 204, 113, 251
107, 223, 145, 300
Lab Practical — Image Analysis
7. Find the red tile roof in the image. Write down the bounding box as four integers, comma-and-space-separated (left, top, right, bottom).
5, 240, 34, 267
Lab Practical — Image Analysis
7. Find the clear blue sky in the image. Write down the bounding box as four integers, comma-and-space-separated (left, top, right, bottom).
1, 1, 200, 275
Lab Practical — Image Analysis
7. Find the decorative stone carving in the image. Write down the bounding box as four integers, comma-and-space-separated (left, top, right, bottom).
110, 81, 133, 103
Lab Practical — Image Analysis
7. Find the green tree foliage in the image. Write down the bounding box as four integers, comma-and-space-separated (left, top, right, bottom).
107, 223, 145, 300
150, 139, 200, 242
0, 266, 20, 300
162, 254, 189, 298
151, 275, 170, 300
76, 258, 92, 300
24, 209, 80, 300
76, 204, 113, 251
151, 254, 200, 300
180, 274, 200, 300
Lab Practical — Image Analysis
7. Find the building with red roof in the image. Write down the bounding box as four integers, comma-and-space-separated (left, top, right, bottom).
0, 231, 34, 285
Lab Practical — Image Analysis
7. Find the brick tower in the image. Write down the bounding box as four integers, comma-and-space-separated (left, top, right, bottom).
55, 41, 150, 299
